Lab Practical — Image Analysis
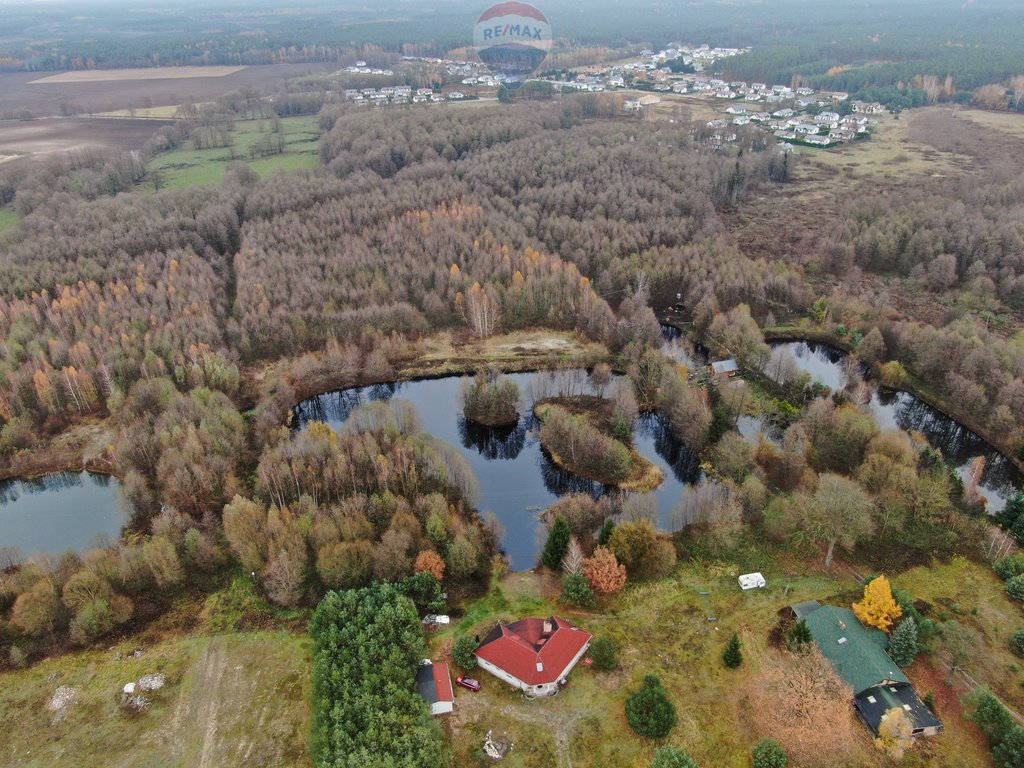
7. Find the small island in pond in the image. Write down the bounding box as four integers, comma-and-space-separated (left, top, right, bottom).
535, 396, 663, 492
461, 369, 521, 427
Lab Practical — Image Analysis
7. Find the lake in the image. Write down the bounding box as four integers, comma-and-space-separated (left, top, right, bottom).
773, 340, 1023, 512
292, 372, 701, 570
0, 471, 125, 561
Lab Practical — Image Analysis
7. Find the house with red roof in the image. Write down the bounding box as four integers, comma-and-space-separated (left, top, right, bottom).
415, 661, 454, 715
474, 616, 592, 697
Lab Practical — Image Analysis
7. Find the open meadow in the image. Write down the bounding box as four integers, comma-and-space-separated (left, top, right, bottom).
0, 577, 311, 768
146, 115, 322, 189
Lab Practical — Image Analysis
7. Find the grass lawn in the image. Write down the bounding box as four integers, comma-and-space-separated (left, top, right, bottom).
146, 115, 321, 190
0, 576, 312, 768
894, 556, 1024, 712
0, 206, 19, 234
0, 631, 311, 768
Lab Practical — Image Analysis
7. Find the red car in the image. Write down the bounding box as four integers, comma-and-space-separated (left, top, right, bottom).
456, 674, 481, 692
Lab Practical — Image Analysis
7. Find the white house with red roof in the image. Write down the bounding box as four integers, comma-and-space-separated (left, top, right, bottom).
474, 616, 592, 697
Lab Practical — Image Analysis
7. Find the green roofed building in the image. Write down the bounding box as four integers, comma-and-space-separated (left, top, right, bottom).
796, 601, 942, 738
802, 604, 907, 693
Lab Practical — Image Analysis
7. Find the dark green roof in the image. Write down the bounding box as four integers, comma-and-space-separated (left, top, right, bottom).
803, 606, 908, 694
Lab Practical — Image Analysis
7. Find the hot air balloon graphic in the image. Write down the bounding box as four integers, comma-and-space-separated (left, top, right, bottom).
473, 2, 552, 84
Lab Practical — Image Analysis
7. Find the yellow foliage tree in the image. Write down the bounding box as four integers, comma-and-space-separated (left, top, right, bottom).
853, 575, 902, 632
874, 706, 913, 759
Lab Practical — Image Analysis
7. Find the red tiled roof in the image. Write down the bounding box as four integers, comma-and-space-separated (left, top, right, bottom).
433, 662, 454, 703
474, 616, 592, 686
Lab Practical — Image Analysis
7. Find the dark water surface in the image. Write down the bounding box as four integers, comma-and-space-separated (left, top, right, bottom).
0, 471, 125, 559
773, 340, 1023, 512
292, 372, 701, 569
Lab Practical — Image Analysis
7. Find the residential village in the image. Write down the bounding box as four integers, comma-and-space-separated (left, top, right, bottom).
336, 44, 885, 150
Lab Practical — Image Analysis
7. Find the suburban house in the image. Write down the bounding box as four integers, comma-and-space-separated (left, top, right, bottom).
474, 617, 592, 697
415, 660, 455, 716
793, 602, 943, 738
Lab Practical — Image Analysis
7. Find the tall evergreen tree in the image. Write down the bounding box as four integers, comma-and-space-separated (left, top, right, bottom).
541, 515, 571, 570
723, 633, 743, 668
888, 617, 919, 667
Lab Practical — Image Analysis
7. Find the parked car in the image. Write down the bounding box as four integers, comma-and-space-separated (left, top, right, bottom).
422, 614, 450, 626
456, 675, 481, 692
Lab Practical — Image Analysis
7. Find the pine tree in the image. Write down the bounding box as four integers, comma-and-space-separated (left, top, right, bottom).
541, 515, 571, 570
888, 617, 919, 667
598, 517, 616, 546
788, 618, 813, 651
723, 633, 743, 668
852, 575, 902, 632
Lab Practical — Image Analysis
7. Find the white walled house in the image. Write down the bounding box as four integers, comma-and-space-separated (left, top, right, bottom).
474, 617, 592, 698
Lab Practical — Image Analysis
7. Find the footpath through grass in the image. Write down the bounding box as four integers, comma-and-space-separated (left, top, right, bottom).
146, 115, 321, 189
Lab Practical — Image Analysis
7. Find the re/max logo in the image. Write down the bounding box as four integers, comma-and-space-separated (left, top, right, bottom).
482, 24, 544, 40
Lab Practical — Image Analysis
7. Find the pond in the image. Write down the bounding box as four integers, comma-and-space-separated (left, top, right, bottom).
0, 471, 125, 561
292, 372, 701, 570
772, 340, 1023, 512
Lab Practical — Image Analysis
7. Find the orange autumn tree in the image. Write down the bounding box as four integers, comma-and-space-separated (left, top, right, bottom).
582, 546, 627, 595
853, 575, 902, 632
414, 550, 446, 581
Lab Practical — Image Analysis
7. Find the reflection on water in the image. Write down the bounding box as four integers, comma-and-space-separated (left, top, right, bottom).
293, 371, 700, 569
736, 414, 783, 445
776, 340, 865, 391
771, 341, 1022, 512
458, 418, 527, 462
0, 471, 125, 560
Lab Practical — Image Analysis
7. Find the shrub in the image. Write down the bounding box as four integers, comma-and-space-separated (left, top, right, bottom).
608, 519, 675, 580
1012, 628, 1024, 656
650, 746, 699, 767
625, 674, 676, 738
723, 633, 743, 669
589, 636, 619, 671
994, 554, 1024, 581
561, 572, 596, 608
788, 619, 813, 651
993, 726, 1024, 768
582, 546, 627, 595
752, 738, 788, 768
1006, 574, 1024, 602
453, 635, 478, 669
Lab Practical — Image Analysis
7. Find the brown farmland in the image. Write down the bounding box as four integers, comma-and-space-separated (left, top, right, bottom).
0, 117, 172, 159
0, 63, 336, 118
